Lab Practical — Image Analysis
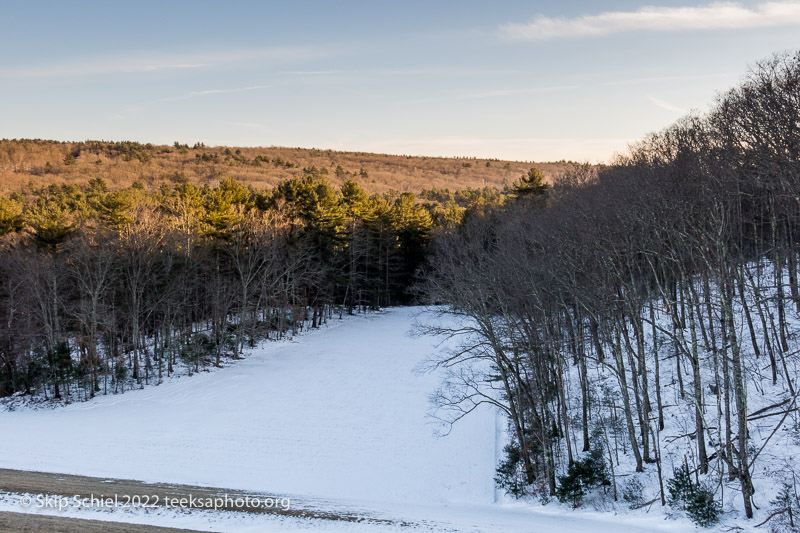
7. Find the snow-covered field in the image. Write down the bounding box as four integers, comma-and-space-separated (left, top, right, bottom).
0, 307, 692, 531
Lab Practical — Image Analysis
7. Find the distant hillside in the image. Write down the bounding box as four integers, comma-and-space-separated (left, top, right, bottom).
0, 139, 576, 195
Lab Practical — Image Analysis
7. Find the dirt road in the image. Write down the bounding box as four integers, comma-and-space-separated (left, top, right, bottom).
0, 510, 205, 533
0, 467, 411, 531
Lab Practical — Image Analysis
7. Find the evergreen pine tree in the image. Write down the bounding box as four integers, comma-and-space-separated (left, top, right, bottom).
512, 167, 549, 199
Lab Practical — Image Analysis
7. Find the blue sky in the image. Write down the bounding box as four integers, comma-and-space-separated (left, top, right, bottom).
2, 1, 799, 162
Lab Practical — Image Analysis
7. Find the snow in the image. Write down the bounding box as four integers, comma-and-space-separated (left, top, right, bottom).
0, 308, 495, 504
0, 491, 694, 532
543, 259, 800, 531
0, 307, 699, 531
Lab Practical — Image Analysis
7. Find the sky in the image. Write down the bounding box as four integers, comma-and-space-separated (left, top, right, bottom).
1, 1, 799, 163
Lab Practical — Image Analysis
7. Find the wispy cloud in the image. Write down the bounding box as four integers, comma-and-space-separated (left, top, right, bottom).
0, 46, 339, 80
501, 1, 800, 41
160, 85, 272, 102
0, 59, 205, 79
600, 72, 739, 87
648, 95, 687, 114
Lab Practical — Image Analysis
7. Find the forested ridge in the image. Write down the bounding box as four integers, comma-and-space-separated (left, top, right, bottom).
0, 138, 574, 196
422, 51, 800, 527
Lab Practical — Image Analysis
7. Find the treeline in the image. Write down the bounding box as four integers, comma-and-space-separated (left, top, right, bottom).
424, 51, 800, 524
0, 168, 504, 401
1, 138, 558, 197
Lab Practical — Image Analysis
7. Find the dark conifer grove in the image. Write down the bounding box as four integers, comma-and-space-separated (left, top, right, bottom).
0, 167, 488, 400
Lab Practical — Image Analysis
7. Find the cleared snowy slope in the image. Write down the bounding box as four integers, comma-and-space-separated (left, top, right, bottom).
0, 308, 498, 506
0, 307, 700, 532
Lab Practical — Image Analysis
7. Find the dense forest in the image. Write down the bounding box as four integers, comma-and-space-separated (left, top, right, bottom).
422, 50, 800, 527
0, 166, 526, 402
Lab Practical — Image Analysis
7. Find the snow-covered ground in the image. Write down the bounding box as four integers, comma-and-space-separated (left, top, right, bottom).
0, 307, 694, 531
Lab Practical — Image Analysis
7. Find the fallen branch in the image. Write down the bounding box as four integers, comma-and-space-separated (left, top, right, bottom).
748, 407, 797, 422
749, 398, 790, 418
755, 507, 789, 528
750, 390, 800, 474
665, 431, 696, 445
631, 495, 660, 510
